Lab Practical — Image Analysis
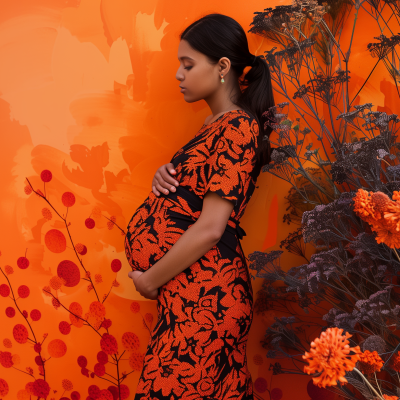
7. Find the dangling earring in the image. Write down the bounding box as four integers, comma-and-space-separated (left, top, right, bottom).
220, 74, 224, 83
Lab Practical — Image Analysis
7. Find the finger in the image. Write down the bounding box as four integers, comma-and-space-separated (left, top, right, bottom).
159, 168, 179, 189
167, 163, 177, 174
155, 182, 170, 195
152, 185, 160, 196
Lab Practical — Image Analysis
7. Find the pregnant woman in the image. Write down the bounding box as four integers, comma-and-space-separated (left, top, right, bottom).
125, 13, 274, 399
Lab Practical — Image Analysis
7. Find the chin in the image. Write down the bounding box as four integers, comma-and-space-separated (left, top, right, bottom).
183, 95, 201, 103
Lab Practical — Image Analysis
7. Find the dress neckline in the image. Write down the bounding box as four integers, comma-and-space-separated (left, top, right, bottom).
201, 109, 248, 128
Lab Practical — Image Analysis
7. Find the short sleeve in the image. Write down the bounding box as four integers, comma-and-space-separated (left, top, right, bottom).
202, 115, 258, 207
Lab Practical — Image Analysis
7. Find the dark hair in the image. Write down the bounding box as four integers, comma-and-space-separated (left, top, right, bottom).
179, 13, 275, 169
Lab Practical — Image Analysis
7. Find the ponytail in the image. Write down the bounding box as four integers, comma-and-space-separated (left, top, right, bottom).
236, 54, 275, 169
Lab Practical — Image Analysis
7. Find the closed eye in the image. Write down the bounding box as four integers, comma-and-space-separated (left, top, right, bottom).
184, 67, 192, 70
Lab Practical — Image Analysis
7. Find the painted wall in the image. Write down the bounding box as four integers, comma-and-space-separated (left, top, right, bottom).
0, 0, 399, 399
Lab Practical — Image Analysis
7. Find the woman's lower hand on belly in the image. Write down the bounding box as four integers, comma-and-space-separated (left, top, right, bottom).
128, 270, 159, 300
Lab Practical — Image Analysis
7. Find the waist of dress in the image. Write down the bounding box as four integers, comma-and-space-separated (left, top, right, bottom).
159, 185, 247, 240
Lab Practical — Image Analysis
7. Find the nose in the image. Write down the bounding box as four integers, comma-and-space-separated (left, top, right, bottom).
175, 66, 184, 81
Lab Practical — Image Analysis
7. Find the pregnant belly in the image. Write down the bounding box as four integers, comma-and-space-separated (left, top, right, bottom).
124, 196, 193, 272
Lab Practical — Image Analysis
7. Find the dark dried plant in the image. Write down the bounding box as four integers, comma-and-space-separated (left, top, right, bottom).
248, 1, 400, 399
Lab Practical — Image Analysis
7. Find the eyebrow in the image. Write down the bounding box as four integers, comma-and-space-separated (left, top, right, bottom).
178, 56, 194, 61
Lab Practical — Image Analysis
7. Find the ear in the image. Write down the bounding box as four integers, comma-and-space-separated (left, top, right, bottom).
219, 57, 231, 76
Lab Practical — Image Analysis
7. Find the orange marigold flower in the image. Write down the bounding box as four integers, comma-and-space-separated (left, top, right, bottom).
303, 327, 361, 388
384, 201, 400, 232
391, 351, 400, 372
373, 224, 400, 249
393, 191, 400, 201
371, 192, 391, 212
353, 189, 379, 223
383, 395, 398, 400
358, 350, 384, 375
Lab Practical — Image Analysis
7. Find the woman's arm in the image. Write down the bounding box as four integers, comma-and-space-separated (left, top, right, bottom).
137, 190, 235, 294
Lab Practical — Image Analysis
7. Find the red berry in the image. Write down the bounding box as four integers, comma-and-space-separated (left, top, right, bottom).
17, 257, 29, 269
62, 192, 76, 207
85, 218, 95, 229
40, 170, 52, 183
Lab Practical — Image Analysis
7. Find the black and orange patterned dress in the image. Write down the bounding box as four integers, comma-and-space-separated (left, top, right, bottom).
124, 110, 261, 399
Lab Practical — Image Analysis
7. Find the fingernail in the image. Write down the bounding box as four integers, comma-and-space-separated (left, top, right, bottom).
164, 190, 168, 193
175, 182, 179, 186
171, 187, 176, 192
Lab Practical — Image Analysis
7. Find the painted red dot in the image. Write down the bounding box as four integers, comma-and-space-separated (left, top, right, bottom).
98, 390, 113, 400
0, 284, 10, 297
100, 333, 118, 355
13, 324, 29, 344
32, 379, 50, 398
271, 388, 283, 400
5, 307, 15, 318
40, 170, 52, 183
85, 218, 95, 229
107, 387, 118, 399
94, 363, 105, 376
71, 391, 81, 400
130, 301, 140, 313
30, 309, 41, 321
62, 192, 76, 207
34, 343, 42, 353
90, 372, 95, 378
77, 355, 88, 368
0, 352, 13, 368
59, 321, 71, 335
111, 259, 122, 273
0, 377, 9, 397
47, 339, 67, 358
120, 384, 129, 400
97, 351, 108, 365
254, 377, 268, 393
75, 243, 87, 255
88, 385, 100, 399
81, 367, 89, 377
45, 229, 67, 253
17, 257, 29, 269
35, 355, 44, 366
22, 310, 28, 318
101, 318, 112, 329
57, 260, 80, 287
18, 285, 30, 298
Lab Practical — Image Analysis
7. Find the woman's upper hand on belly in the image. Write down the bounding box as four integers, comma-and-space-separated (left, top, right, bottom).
152, 162, 179, 196
128, 270, 158, 300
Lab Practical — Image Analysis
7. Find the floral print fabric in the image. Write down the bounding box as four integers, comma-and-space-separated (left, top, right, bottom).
124, 110, 261, 399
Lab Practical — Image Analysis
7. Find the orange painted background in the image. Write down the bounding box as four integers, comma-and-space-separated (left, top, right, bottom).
1, 0, 399, 399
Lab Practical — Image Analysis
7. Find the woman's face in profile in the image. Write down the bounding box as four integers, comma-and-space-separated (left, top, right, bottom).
176, 39, 223, 103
